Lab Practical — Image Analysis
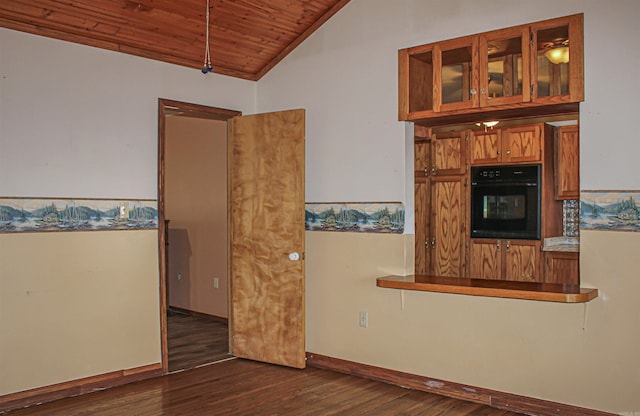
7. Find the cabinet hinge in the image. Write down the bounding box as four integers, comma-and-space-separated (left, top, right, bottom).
530, 84, 535, 96
530, 32, 534, 45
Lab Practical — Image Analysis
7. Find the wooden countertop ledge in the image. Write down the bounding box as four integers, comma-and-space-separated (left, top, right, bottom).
377, 275, 598, 303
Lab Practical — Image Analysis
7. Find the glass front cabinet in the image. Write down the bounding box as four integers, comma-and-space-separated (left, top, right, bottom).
398, 14, 583, 121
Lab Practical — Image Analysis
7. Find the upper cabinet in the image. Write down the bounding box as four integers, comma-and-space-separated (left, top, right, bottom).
398, 14, 583, 123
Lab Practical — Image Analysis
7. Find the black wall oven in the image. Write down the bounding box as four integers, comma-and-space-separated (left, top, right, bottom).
470, 165, 541, 240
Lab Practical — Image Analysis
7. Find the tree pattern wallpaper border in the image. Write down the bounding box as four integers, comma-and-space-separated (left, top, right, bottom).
306, 202, 404, 233
580, 191, 640, 232
0, 197, 158, 233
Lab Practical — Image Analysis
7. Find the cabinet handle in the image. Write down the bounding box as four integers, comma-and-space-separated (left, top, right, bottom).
431, 164, 436, 176
497, 151, 501, 155
496, 241, 501, 252
470, 89, 477, 95
506, 240, 511, 253
506, 150, 511, 155
424, 167, 429, 177
480, 88, 486, 94
431, 238, 436, 249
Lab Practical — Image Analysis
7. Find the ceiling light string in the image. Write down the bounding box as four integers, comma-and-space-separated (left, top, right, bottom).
201, 0, 213, 74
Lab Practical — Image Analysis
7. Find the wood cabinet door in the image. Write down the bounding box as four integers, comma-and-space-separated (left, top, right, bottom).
531, 14, 584, 104
415, 177, 431, 274
469, 239, 501, 280
431, 176, 466, 277
434, 36, 479, 113
414, 140, 431, 177
228, 109, 306, 369
544, 251, 579, 285
504, 240, 540, 282
502, 124, 542, 164
432, 131, 467, 175
555, 125, 580, 199
470, 130, 500, 165
478, 26, 531, 107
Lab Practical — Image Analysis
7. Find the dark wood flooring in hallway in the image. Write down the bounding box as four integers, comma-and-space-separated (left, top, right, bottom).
6, 358, 518, 416
167, 309, 230, 372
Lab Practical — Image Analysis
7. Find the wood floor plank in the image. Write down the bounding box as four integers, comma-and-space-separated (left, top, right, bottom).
6, 358, 520, 415
167, 309, 230, 372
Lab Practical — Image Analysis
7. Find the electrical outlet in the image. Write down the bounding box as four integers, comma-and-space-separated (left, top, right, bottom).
359, 311, 368, 328
213, 277, 219, 289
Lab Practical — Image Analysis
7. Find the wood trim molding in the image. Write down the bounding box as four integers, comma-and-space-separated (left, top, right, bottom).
0, 363, 162, 414
306, 353, 615, 416
157, 98, 240, 375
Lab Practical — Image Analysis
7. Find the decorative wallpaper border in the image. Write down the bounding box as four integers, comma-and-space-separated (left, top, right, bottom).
0, 197, 158, 233
580, 191, 640, 232
306, 202, 404, 234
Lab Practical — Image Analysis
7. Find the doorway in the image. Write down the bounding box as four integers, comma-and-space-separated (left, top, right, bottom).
157, 99, 241, 374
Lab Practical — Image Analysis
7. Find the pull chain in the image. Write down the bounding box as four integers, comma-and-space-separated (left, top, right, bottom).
202, 0, 213, 73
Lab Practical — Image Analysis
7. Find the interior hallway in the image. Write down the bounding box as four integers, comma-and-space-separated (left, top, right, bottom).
167, 309, 230, 372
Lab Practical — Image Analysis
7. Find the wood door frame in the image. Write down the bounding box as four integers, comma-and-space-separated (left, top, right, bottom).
157, 98, 241, 374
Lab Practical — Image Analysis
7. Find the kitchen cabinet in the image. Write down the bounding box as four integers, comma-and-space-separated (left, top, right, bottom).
398, 14, 583, 123
413, 128, 467, 276
470, 239, 541, 282
544, 251, 579, 285
431, 176, 467, 277
432, 130, 467, 175
554, 124, 579, 200
470, 123, 542, 165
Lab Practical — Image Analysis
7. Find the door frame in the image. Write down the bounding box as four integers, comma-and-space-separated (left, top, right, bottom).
157, 98, 241, 374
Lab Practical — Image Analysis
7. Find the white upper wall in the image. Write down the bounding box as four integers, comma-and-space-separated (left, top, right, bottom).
0, 28, 256, 199
257, 0, 640, 201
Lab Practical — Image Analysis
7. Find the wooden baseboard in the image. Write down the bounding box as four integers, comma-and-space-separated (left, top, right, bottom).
306, 353, 615, 416
168, 306, 228, 324
0, 363, 162, 414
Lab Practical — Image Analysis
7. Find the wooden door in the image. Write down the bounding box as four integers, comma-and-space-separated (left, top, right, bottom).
228, 109, 306, 369
470, 130, 501, 165
434, 36, 479, 113
432, 131, 467, 175
478, 26, 531, 107
554, 125, 580, 200
504, 240, 540, 282
544, 251, 579, 285
469, 239, 501, 280
502, 124, 542, 164
431, 176, 466, 277
415, 177, 431, 274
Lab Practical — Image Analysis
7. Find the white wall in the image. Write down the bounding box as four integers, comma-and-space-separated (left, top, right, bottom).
0, 28, 255, 396
0, 28, 255, 199
258, 0, 640, 413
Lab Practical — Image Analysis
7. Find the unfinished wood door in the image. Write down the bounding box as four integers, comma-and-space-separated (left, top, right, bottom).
228, 109, 305, 369
504, 240, 540, 282
469, 239, 501, 280
502, 124, 542, 164
431, 175, 466, 277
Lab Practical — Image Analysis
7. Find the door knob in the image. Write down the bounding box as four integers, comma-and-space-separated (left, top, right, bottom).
288, 252, 300, 261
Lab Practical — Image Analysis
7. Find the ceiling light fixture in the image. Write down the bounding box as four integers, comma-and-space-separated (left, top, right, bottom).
544, 46, 570, 65
476, 121, 500, 131
201, 0, 213, 74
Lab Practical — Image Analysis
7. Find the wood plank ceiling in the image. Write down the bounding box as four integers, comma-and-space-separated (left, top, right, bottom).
0, 0, 350, 81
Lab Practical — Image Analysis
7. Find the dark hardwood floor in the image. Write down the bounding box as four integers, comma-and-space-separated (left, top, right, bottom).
167, 309, 231, 372
6, 358, 519, 415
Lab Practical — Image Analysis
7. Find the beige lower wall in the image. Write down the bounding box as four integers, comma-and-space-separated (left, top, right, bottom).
305, 230, 640, 414
0, 231, 161, 396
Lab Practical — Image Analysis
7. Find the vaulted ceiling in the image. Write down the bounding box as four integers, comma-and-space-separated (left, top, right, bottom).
0, 0, 350, 81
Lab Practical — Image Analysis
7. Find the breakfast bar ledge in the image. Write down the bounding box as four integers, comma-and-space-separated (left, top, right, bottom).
377, 275, 598, 303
